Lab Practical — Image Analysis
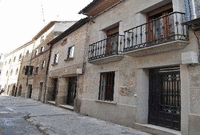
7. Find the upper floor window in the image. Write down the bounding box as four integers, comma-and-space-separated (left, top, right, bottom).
40, 46, 44, 52
19, 54, 22, 61
5, 61, 7, 65
68, 46, 75, 58
0, 70, 1, 75
35, 66, 39, 74
42, 60, 45, 69
40, 35, 44, 42
10, 69, 13, 76
9, 59, 11, 64
26, 50, 29, 55
54, 53, 59, 64
13, 56, 16, 62
35, 49, 39, 56
99, 72, 115, 101
6, 71, 8, 76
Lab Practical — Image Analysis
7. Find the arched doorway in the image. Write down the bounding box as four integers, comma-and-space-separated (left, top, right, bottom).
11, 85, 15, 96
18, 85, 22, 97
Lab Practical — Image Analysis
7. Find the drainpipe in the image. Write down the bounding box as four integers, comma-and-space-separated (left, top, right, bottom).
43, 45, 53, 103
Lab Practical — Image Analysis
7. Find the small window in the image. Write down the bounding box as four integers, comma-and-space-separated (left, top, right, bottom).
19, 54, 22, 61
42, 60, 45, 69
9, 59, 11, 64
6, 71, 8, 76
40, 35, 44, 42
10, 69, 13, 76
5, 61, 7, 65
35, 66, 39, 73
26, 50, 29, 55
35, 49, 39, 56
99, 72, 115, 101
54, 53, 59, 64
40, 46, 44, 52
68, 46, 75, 58
0, 70, 1, 75
13, 57, 16, 62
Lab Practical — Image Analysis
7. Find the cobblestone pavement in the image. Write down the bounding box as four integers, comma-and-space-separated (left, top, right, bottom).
0, 96, 152, 135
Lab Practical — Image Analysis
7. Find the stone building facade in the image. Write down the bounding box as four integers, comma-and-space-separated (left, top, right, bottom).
46, 18, 89, 112
1, 41, 34, 96
0, 53, 4, 90
77, 0, 200, 135
18, 21, 76, 101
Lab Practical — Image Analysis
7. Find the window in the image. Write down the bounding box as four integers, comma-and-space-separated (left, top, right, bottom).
10, 69, 13, 76
40, 35, 44, 42
6, 71, 8, 76
19, 54, 22, 61
54, 53, 59, 64
40, 46, 44, 52
42, 60, 45, 69
9, 59, 11, 64
35, 49, 39, 56
0, 70, 1, 75
13, 56, 16, 62
68, 46, 75, 58
35, 66, 39, 74
99, 72, 115, 101
26, 50, 29, 55
5, 61, 7, 65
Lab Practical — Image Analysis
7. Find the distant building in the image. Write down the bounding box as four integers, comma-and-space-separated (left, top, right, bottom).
18, 21, 76, 101
0, 53, 4, 90
0, 41, 34, 96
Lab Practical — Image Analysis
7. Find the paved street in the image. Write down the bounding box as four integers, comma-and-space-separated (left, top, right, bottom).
0, 96, 151, 135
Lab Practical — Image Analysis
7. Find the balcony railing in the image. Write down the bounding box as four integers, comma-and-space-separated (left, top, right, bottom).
123, 12, 189, 52
88, 34, 124, 61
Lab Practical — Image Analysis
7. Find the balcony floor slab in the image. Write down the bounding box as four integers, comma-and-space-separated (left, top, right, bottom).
89, 55, 124, 65
124, 40, 189, 57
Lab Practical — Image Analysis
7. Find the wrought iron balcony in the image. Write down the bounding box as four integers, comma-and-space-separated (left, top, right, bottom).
88, 34, 124, 64
123, 12, 189, 57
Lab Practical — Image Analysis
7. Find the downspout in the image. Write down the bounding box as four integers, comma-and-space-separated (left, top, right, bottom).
43, 44, 53, 103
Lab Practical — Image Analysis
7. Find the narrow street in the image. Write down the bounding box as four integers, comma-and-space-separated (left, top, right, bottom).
0, 96, 151, 135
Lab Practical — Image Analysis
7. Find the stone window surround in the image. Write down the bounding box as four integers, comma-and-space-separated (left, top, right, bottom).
52, 53, 59, 66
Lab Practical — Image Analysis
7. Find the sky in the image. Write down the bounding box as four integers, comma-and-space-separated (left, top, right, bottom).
0, 0, 92, 54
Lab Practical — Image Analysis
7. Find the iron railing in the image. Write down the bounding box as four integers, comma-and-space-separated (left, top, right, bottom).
123, 12, 189, 52
88, 34, 125, 61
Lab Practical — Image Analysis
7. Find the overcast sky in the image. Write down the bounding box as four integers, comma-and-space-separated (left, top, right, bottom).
0, 0, 92, 54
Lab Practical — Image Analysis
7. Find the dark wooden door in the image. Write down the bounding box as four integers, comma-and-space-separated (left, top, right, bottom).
149, 67, 181, 131
147, 3, 174, 44
106, 26, 119, 55
38, 82, 43, 101
28, 85, 32, 98
52, 78, 58, 101
67, 77, 77, 106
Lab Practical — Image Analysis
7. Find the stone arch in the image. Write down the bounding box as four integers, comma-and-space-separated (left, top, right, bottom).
17, 85, 22, 97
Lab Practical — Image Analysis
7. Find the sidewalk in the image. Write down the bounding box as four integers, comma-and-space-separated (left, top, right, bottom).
0, 96, 152, 135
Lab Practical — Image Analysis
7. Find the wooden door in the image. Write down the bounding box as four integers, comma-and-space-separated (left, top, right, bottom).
106, 26, 119, 55
146, 3, 173, 44
67, 77, 77, 106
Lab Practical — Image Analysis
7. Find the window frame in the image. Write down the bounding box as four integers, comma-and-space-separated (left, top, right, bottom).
35, 49, 39, 56
40, 46, 44, 53
54, 53, 59, 64
42, 60, 46, 69
98, 72, 115, 101
68, 46, 75, 59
